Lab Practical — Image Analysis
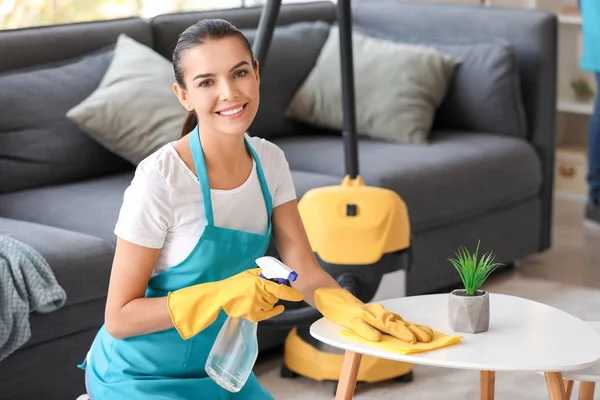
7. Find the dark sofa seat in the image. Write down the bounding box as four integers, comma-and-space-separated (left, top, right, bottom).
275, 131, 542, 232
0, 172, 134, 246
0, 218, 113, 348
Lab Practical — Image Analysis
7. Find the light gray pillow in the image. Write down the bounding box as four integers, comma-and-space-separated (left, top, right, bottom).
353, 24, 528, 139
285, 26, 460, 144
66, 34, 185, 164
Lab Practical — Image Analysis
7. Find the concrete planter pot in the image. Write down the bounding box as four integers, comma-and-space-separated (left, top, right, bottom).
448, 289, 490, 334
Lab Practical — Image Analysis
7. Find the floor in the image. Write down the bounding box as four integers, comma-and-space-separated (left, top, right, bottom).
254, 194, 600, 399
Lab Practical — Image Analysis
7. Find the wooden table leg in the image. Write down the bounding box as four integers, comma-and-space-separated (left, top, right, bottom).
578, 381, 596, 400
564, 380, 574, 400
335, 351, 362, 400
545, 372, 566, 400
480, 370, 495, 400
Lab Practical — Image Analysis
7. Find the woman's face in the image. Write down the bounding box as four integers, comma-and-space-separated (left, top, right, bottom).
175, 36, 260, 137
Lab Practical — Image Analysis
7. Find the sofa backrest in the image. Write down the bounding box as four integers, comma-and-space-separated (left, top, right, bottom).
0, 17, 152, 73
150, 1, 335, 59
0, 18, 153, 193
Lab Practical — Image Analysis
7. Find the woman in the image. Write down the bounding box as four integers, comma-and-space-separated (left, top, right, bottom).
580, 0, 600, 224
79, 18, 433, 399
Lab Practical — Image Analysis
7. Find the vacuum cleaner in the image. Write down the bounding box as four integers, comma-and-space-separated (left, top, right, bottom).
252, 0, 415, 393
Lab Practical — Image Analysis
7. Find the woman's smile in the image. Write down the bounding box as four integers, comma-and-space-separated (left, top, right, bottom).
215, 102, 249, 120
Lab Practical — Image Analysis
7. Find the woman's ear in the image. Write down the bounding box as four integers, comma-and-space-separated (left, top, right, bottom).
254, 60, 261, 84
173, 83, 193, 111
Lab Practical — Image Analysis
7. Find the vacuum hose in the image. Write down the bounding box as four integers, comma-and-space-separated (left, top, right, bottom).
260, 274, 363, 327
252, 0, 281, 71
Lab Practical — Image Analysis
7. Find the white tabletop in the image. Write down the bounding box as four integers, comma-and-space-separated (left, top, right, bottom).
310, 293, 600, 372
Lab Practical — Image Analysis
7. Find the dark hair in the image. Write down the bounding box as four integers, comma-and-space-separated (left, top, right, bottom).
173, 19, 256, 137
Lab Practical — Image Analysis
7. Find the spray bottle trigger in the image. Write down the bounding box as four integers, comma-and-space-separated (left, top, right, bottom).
260, 275, 290, 286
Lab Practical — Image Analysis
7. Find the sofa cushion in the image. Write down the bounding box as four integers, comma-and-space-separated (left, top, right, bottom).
66, 34, 185, 165
273, 131, 542, 232
0, 172, 134, 245
286, 25, 459, 144
432, 40, 527, 139
0, 218, 112, 349
0, 47, 133, 194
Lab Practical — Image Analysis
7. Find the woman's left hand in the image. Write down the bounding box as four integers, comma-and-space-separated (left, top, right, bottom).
314, 287, 434, 344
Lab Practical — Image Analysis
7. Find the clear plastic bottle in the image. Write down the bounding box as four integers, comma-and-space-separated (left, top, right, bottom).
205, 316, 258, 392
206, 256, 297, 392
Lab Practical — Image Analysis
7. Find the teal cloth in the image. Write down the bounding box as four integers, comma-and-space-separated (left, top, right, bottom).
0, 236, 66, 362
581, 0, 600, 72
79, 125, 274, 399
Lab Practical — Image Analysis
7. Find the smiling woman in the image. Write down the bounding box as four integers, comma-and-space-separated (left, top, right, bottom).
77, 17, 430, 400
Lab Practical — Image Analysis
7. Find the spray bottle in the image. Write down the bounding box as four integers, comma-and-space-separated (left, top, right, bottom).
205, 256, 298, 392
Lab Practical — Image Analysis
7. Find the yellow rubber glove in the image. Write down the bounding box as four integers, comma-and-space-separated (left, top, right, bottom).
314, 287, 434, 344
168, 268, 304, 339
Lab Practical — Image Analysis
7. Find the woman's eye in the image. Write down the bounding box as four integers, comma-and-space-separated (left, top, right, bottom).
234, 69, 248, 78
199, 80, 212, 88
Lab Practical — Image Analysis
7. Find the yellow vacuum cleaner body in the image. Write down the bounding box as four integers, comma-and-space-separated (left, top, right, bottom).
283, 174, 414, 387
298, 175, 410, 265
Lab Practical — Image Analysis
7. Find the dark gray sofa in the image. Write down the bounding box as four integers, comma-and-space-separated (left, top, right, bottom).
0, 1, 557, 398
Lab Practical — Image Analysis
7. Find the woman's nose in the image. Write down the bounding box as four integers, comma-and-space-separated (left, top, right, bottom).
220, 81, 239, 101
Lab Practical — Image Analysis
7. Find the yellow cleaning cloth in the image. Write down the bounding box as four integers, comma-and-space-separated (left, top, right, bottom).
340, 329, 463, 355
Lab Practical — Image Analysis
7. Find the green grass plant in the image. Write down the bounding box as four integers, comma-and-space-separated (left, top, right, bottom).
448, 240, 503, 296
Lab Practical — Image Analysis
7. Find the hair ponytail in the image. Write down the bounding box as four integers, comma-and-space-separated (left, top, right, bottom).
181, 111, 198, 138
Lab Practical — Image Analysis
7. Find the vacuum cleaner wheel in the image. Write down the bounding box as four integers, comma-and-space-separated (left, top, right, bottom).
280, 363, 299, 379
394, 370, 414, 383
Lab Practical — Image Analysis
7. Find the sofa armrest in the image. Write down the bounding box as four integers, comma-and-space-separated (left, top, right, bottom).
352, 1, 557, 250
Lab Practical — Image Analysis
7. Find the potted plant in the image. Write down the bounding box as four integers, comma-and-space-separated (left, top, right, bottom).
571, 78, 595, 102
448, 241, 503, 334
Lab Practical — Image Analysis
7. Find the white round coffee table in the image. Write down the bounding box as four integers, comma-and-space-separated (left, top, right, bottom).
310, 293, 600, 400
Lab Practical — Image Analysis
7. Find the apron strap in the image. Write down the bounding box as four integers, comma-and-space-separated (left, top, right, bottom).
245, 136, 273, 223
189, 125, 215, 226
189, 126, 274, 231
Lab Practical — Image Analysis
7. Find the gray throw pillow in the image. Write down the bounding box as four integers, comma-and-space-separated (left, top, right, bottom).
432, 40, 528, 138
285, 26, 460, 144
0, 47, 133, 194
67, 34, 185, 165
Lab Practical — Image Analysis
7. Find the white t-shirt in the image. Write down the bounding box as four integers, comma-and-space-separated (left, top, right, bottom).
113, 135, 297, 276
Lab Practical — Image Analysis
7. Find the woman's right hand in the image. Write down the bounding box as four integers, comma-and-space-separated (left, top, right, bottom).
168, 268, 304, 340
219, 268, 304, 321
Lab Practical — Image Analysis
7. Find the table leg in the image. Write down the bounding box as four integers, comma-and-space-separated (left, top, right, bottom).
545, 372, 566, 400
564, 380, 574, 400
335, 351, 362, 400
578, 381, 596, 400
480, 370, 495, 400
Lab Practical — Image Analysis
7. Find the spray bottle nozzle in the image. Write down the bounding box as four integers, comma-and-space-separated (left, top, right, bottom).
255, 256, 298, 286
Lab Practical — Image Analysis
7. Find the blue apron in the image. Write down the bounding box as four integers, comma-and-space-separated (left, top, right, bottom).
580, 0, 600, 72
79, 125, 274, 400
